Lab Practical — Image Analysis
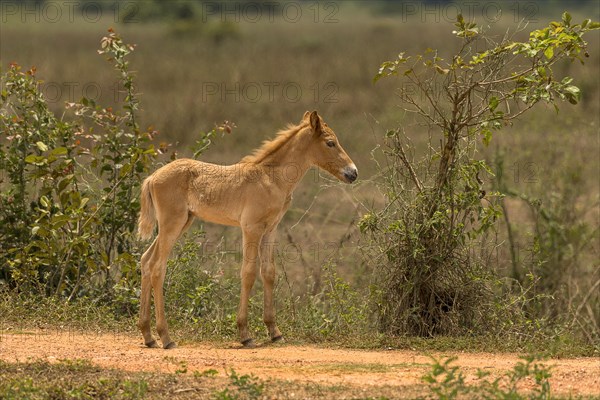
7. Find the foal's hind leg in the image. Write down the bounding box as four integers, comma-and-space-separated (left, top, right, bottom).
138, 240, 159, 348
149, 211, 191, 349
260, 230, 282, 342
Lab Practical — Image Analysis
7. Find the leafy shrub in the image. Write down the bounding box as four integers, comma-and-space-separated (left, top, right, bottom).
493, 149, 600, 345
0, 28, 232, 313
364, 14, 599, 336
0, 29, 157, 301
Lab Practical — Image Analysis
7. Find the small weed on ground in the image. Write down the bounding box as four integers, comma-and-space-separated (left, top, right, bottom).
424, 355, 552, 400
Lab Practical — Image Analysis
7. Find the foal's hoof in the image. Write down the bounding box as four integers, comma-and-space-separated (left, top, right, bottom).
145, 340, 160, 348
271, 335, 284, 343
163, 341, 177, 350
241, 338, 256, 348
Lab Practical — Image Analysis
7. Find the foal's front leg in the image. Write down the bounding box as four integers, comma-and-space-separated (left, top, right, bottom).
237, 227, 263, 347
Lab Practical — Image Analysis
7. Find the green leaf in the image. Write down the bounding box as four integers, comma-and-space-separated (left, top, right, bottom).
80, 197, 90, 210
57, 176, 73, 194
119, 162, 132, 177
36, 141, 48, 152
537, 66, 547, 78
143, 145, 156, 154
564, 85, 581, 104
489, 96, 499, 112
51, 214, 72, 230
581, 19, 590, 29
24, 154, 40, 164
544, 46, 554, 59
373, 72, 385, 84
562, 12, 571, 25
51, 147, 68, 156
40, 196, 50, 208
588, 21, 600, 30
482, 129, 492, 147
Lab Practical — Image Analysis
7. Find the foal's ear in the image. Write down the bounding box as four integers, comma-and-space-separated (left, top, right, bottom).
302, 110, 311, 121
309, 110, 321, 134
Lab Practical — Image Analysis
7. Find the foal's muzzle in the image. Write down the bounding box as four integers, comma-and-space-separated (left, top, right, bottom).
343, 165, 358, 183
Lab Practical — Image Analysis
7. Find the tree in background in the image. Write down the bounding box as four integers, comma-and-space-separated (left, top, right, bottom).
363, 14, 599, 338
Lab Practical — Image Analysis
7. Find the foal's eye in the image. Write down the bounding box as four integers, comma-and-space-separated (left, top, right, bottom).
327, 141, 336, 148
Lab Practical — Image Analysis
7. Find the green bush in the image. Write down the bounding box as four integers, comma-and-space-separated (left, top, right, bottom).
365, 14, 599, 337
0, 30, 156, 301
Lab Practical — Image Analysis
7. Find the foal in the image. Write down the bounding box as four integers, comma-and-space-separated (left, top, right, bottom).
137, 111, 357, 348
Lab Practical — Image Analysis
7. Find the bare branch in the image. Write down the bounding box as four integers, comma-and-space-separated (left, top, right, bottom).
394, 129, 424, 194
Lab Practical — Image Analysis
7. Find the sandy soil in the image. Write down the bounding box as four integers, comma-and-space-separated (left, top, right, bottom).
1, 329, 598, 398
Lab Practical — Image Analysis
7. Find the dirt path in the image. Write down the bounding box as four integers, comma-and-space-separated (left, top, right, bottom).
1, 330, 598, 397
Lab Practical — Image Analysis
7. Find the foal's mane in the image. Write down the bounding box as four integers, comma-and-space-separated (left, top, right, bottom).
240, 122, 306, 164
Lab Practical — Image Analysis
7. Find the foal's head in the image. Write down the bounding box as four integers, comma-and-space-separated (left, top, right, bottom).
302, 111, 358, 184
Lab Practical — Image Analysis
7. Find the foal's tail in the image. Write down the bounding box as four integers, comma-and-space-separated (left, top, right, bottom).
137, 177, 156, 240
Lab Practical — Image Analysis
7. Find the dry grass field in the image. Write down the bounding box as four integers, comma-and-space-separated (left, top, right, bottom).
1, 1, 599, 398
